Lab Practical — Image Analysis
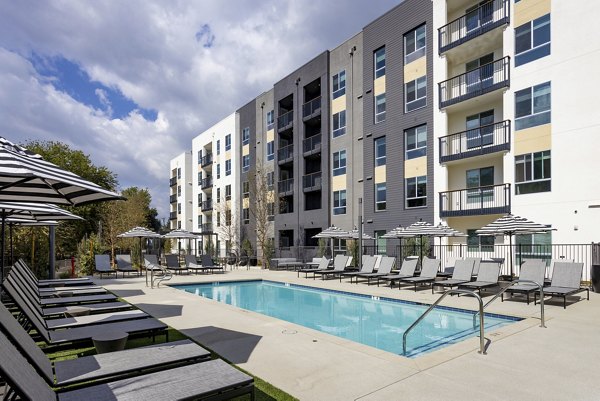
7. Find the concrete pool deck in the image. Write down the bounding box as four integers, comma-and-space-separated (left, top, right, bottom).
100, 268, 599, 401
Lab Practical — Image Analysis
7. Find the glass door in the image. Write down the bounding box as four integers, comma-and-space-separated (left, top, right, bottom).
466, 109, 495, 149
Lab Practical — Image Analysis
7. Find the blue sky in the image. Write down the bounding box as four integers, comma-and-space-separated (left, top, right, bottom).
0, 0, 400, 220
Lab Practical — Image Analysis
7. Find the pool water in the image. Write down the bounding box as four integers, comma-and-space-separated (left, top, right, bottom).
175, 280, 519, 357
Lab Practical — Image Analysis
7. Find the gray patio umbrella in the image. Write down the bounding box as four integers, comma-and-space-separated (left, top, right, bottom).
119, 227, 162, 286
384, 220, 448, 262
476, 214, 554, 277
313, 226, 349, 257
162, 229, 200, 257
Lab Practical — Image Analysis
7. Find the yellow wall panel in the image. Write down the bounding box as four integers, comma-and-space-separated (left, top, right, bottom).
331, 94, 346, 115
374, 165, 386, 184
514, 124, 552, 154
242, 197, 249, 209
267, 129, 274, 142
515, 0, 551, 26
404, 156, 427, 179
242, 144, 249, 156
374, 75, 386, 96
225, 150, 231, 160
403, 56, 427, 83
332, 174, 347, 191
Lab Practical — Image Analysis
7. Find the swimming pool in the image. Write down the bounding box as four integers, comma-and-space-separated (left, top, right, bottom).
175, 280, 519, 357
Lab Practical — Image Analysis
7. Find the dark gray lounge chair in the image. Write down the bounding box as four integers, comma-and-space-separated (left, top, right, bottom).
534, 262, 589, 308
313, 255, 349, 280
340, 255, 376, 283
165, 254, 187, 275
502, 259, 546, 304
377, 258, 419, 287
41, 302, 133, 318
0, 328, 254, 401
459, 261, 501, 295
200, 254, 225, 273
16, 258, 94, 287
431, 259, 475, 293
12, 267, 106, 297
184, 255, 204, 274
298, 257, 331, 278
116, 254, 140, 277
94, 254, 117, 279
355, 256, 395, 285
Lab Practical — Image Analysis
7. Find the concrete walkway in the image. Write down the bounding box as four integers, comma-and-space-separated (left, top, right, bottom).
100, 268, 598, 401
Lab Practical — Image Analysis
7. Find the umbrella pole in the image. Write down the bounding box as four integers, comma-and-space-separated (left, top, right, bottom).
9, 222, 13, 266
509, 234, 514, 278
0, 212, 5, 294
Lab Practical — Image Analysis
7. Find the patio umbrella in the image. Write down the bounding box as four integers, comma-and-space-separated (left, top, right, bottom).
313, 226, 349, 257
475, 214, 554, 277
343, 229, 374, 240
384, 221, 448, 262
118, 227, 162, 287
162, 229, 200, 258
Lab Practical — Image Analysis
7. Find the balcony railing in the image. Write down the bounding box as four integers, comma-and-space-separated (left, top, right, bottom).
439, 183, 511, 217
438, 0, 510, 54
303, 172, 322, 192
200, 223, 213, 233
200, 153, 213, 168
277, 144, 294, 164
302, 96, 321, 119
169, 177, 177, 187
201, 199, 213, 212
439, 56, 510, 108
169, 211, 177, 220
303, 134, 321, 155
278, 178, 294, 194
439, 120, 511, 163
169, 194, 177, 204
277, 110, 293, 130
200, 176, 213, 189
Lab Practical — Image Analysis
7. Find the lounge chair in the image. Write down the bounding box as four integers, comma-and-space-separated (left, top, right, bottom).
297, 257, 330, 278
163, 254, 187, 275
502, 259, 546, 304
355, 256, 395, 285
312, 255, 349, 280
94, 254, 117, 279
11, 266, 106, 297
468, 257, 482, 278
459, 261, 501, 295
0, 328, 254, 401
15, 258, 94, 287
339, 255, 376, 283
200, 254, 225, 273
398, 258, 441, 291
547, 258, 574, 285
377, 258, 419, 287
183, 255, 203, 274
431, 259, 475, 293
115, 254, 140, 277
534, 262, 590, 308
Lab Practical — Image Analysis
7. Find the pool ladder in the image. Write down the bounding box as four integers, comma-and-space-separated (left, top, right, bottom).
402, 281, 546, 356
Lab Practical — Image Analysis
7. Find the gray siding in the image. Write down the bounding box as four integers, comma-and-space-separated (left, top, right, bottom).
237, 98, 256, 249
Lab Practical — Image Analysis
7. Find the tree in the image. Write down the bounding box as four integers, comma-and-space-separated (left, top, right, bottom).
214, 196, 240, 259
247, 160, 275, 268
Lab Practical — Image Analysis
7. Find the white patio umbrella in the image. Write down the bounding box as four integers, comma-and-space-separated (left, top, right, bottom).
313, 226, 349, 257
119, 227, 162, 286
343, 229, 374, 240
162, 229, 200, 257
475, 214, 554, 277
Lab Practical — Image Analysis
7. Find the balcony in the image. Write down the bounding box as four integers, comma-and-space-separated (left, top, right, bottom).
169, 211, 177, 221
200, 153, 213, 168
200, 223, 213, 233
302, 96, 321, 121
439, 183, 511, 217
169, 194, 177, 204
278, 178, 294, 195
439, 120, 511, 163
169, 177, 177, 187
439, 56, 509, 109
201, 199, 213, 212
439, 0, 510, 54
200, 176, 213, 190
277, 144, 294, 165
277, 110, 293, 132
303, 134, 321, 156
303, 172, 322, 192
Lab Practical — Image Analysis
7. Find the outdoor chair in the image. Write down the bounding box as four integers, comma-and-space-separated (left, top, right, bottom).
535, 262, 589, 308
339, 255, 376, 283
16, 258, 94, 287
165, 254, 188, 275
312, 255, 349, 280
297, 257, 330, 278
200, 254, 225, 273
502, 259, 546, 304
377, 258, 419, 287
431, 259, 475, 294
182, 255, 204, 274
399, 258, 443, 291
11, 266, 106, 297
115, 254, 140, 278
467, 257, 482, 278
94, 254, 117, 279
355, 256, 396, 285
547, 258, 574, 284
459, 261, 501, 295
0, 327, 254, 401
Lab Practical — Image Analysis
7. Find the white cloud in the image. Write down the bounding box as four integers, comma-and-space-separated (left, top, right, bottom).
0, 0, 399, 219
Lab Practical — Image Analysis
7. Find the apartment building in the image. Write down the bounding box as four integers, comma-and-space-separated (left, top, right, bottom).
169, 152, 193, 251
191, 112, 239, 256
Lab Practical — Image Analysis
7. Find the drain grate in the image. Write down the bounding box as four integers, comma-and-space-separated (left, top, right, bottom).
282, 329, 298, 335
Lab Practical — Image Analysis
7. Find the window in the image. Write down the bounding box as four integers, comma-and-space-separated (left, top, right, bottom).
515, 150, 551, 194
466, 166, 494, 203
465, 53, 494, 94
332, 70, 346, 99
266, 110, 275, 130
332, 150, 347, 176
332, 110, 346, 137
225, 134, 231, 151
375, 93, 386, 123
242, 181, 249, 198
333, 190, 347, 215
197, 193, 202, 204
225, 210, 231, 226
515, 232, 552, 264
197, 150, 202, 163
216, 163, 221, 179
466, 1, 494, 33
266, 140, 274, 161
225, 159, 231, 176
515, 82, 551, 130
375, 183, 386, 211
466, 110, 494, 148
177, 185, 181, 196
374, 137, 386, 167
225, 184, 232, 200
374, 47, 386, 79
216, 140, 220, 155
406, 176, 427, 208
467, 229, 494, 252
177, 221, 181, 229
405, 125, 427, 160
242, 127, 250, 145
242, 208, 250, 224
197, 215, 202, 229
216, 188, 221, 203
515, 14, 550, 66
267, 171, 275, 190
242, 155, 250, 172
405, 76, 426, 112
177, 168, 181, 179
197, 172, 201, 186
217, 212, 221, 227
177, 203, 181, 214
404, 24, 426, 64
375, 230, 387, 254
268, 202, 275, 220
